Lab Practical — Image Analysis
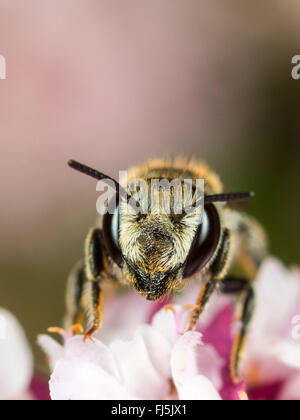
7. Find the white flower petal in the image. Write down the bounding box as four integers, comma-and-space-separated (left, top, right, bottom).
171, 331, 223, 392
65, 336, 121, 380
0, 309, 33, 400
178, 375, 222, 400
37, 334, 64, 371
98, 292, 155, 345
243, 258, 300, 385
47, 335, 136, 400
50, 358, 135, 400
171, 331, 201, 389
251, 258, 300, 336
110, 332, 169, 399
151, 306, 177, 345
270, 339, 300, 369
242, 348, 293, 386
136, 324, 173, 379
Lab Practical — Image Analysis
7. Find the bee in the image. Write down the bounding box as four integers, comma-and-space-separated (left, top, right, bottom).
65, 157, 267, 384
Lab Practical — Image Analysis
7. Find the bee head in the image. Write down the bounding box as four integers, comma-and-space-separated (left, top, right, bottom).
68, 160, 253, 300
101, 180, 224, 300
103, 199, 221, 300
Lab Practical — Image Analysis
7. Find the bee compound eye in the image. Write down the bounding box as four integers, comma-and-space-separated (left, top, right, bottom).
102, 205, 122, 267
183, 204, 221, 278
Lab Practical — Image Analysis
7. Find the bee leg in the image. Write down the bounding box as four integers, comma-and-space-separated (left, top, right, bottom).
82, 228, 105, 341
220, 275, 256, 383
220, 275, 249, 294
223, 214, 266, 383
187, 229, 232, 331
230, 285, 255, 384
83, 280, 103, 341
64, 261, 86, 332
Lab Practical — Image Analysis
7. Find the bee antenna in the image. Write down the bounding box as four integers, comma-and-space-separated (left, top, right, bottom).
68, 159, 131, 203
204, 191, 255, 203
68, 160, 117, 184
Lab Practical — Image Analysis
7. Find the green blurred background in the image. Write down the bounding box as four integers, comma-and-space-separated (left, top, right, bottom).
0, 1, 299, 372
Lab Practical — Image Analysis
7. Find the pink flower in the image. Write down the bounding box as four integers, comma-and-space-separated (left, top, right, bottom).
241, 258, 300, 399
39, 305, 224, 400
39, 257, 300, 400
